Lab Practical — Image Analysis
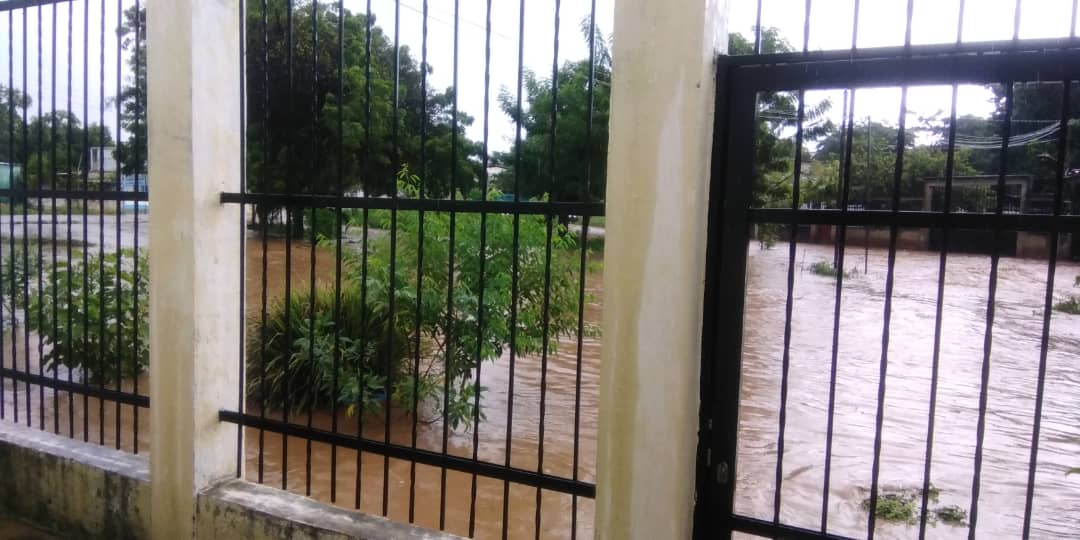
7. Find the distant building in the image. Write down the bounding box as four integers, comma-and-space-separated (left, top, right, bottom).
82, 145, 118, 175
0, 162, 20, 202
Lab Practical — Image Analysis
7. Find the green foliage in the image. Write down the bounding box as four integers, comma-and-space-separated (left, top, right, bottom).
1054, 297, 1080, 315
933, 505, 968, 526
863, 493, 918, 525
28, 250, 148, 384
115, 5, 147, 175
494, 18, 611, 204
252, 170, 598, 429
861, 485, 967, 527
0, 243, 29, 324
246, 281, 408, 415
243, 0, 482, 231
1054, 276, 1080, 315
812, 261, 855, 278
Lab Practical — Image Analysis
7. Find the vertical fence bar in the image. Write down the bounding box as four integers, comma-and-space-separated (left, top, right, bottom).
918, 83, 960, 540
354, 0, 374, 510
50, 0, 59, 436
330, 0, 345, 505
35, 2, 44, 432
304, 0, 319, 499
408, 0, 428, 523
1, 8, 10, 426
534, 0, 561, 534
256, 0, 270, 485
571, 2, 598, 537
282, 0, 294, 493
772, 87, 806, 526
132, 0, 143, 455
382, 0, 401, 517
114, 0, 125, 450
967, 82, 1013, 540
237, 0, 248, 477
866, 84, 909, 540
439, 0, 461, 528
502, 0, 528, 535
65, 0, 74, 440
79, 0, 89, 444
1021, 79, 1071, 540
467, 1, 494, 535
821, 87, 857, 533
21, 4, 30, 429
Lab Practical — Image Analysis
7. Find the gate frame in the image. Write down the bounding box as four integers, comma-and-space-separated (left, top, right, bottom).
695, 39, 1080, 539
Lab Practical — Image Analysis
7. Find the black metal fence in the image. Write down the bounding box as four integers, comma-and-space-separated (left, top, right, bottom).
699, 1, 1080, 539
0, 0, 148, 453
219, 1, 606, 538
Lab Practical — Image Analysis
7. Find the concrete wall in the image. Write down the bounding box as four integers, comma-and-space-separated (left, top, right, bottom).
0, 423, 150, 540
0, 423, 454, 540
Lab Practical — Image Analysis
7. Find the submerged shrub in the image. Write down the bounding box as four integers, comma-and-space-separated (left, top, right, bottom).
28, 250, 149, 383
249, 169, 599, 429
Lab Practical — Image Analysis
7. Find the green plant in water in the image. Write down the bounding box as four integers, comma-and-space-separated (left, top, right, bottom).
1054, 275, 1080, 315
808, 260, 856, 278
933, 505, 967, 526
0, 243, 30, 325
249, 167, 599, 430
28, 249, 149, 384
863, 493, 918, 525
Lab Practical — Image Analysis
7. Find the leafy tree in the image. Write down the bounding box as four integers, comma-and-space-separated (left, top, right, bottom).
22, 112, 112, 189
0, 86, 30, 165
115, 5, 147, 175
493, 18, 611, 205
245, 1, 482, 231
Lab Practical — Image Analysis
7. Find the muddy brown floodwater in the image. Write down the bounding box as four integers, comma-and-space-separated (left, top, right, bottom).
5, 236, 1078, 539
1, 237, 600, 540
737, 242, 1080, 539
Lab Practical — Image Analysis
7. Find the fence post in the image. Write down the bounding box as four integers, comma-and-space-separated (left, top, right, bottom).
147, 0, 243, 538
597, 0, 727, 538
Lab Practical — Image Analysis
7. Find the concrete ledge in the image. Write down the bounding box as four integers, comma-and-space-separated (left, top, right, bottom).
0, 422, 456, 539
0, 422, 150, 539
197, 479, 461, 540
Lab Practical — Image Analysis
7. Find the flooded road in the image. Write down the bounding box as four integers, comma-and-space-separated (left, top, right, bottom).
1, 237, 600, 540
2, 230, 1078, 538
737, 242, 1080, 538
242, 239, 601, 539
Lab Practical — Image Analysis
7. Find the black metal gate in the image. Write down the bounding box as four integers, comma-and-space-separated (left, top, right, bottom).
695, 13, 1080, 540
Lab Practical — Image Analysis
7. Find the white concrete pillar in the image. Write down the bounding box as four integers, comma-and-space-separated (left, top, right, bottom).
147, 0, 243, 538
597, 1, 727, 539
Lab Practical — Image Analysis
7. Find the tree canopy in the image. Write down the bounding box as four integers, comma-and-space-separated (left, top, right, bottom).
493, 19, 611, 204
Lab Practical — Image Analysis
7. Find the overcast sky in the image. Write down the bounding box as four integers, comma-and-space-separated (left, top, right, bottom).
1, 0, 1077, 154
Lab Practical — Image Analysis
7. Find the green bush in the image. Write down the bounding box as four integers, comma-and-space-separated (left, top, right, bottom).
246, 282, 409, 416
863, 493, 917, 525
0, 243, 30, 325
28, 249, 148, 384
251, 168, 599, 429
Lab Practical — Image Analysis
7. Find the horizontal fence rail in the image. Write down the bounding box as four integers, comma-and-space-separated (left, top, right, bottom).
0, 0, 148, 454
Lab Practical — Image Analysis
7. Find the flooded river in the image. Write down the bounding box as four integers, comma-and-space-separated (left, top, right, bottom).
738, 242, 1080, 538
1, 233, 1078, 539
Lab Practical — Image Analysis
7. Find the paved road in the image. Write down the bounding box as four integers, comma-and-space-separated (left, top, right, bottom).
0, 212, 149, 254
